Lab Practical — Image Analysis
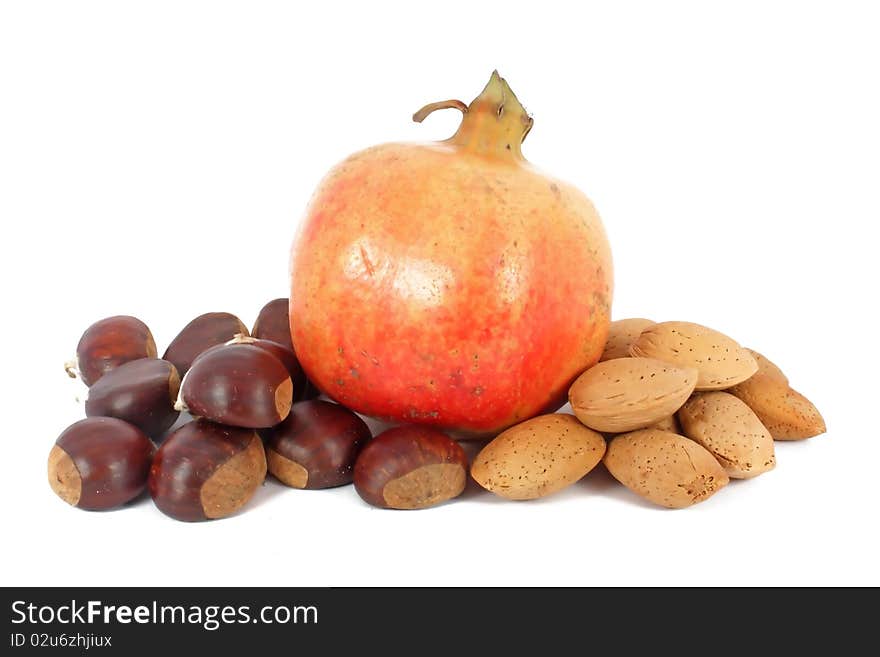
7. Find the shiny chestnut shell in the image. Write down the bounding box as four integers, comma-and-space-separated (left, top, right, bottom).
149, 420, 266, 522
264, 400, 371, 489
353, 426, 467, 509
85, 358, 180, 439
220, 335, 306, 398
252, 298, 294, 352
163, 311, 248, 376
178, 344, 292, 428
72, 315, 157, 386
48, 417, 155, 510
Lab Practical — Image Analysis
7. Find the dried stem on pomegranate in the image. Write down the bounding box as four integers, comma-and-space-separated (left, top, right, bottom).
412, 99, 468, 123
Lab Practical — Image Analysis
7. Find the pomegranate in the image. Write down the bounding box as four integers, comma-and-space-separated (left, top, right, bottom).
290, 72, 612, 435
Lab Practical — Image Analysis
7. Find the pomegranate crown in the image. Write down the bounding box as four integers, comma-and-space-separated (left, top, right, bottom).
413, 71, 533, 160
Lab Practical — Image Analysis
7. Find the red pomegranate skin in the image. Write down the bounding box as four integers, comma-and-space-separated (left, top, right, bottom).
290, 73, 612, 435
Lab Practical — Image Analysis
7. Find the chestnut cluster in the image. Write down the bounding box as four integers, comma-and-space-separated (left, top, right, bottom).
50, 301, 306, 521
50, 299, 470, 521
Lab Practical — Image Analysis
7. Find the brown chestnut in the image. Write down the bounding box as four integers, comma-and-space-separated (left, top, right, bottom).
224, 334, 306, 395
176, 344, 292, 428
85, 358, 180, 439
48, 417, 155, 510
264, 400, 371, 489
149, 420, 266, 521
67, 315, 157, 386
162, 311, 248, 376
252, 298, 293, 352
353, 426, 467, 509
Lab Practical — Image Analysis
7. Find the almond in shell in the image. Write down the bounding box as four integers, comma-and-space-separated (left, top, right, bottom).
678, 392, 775, 479
471, 414, 606, 500
604, 429, 729, 509
629, 321, 757, 390
600, 318, 655, 361
746, 349, 788, 385
568, 357, 697, 433
729, 350, 825, 440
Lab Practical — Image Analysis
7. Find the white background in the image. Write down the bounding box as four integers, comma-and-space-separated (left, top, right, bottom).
1, 1, 878, 586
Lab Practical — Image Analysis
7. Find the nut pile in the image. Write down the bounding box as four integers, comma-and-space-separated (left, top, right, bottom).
50, 310, 825, 518
466, 318, 823, 509
569, 319, 824, 507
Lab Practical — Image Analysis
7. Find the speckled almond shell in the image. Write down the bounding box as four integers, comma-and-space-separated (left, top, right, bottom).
678, 392, 775, 479
746, 349, 789, 385
729, 363, 825, 441
568, 357, 697, 432
600, 318, 655, 362
629, 321, 757, 390
471, 413, 606, 500
604, 429, 729, 509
